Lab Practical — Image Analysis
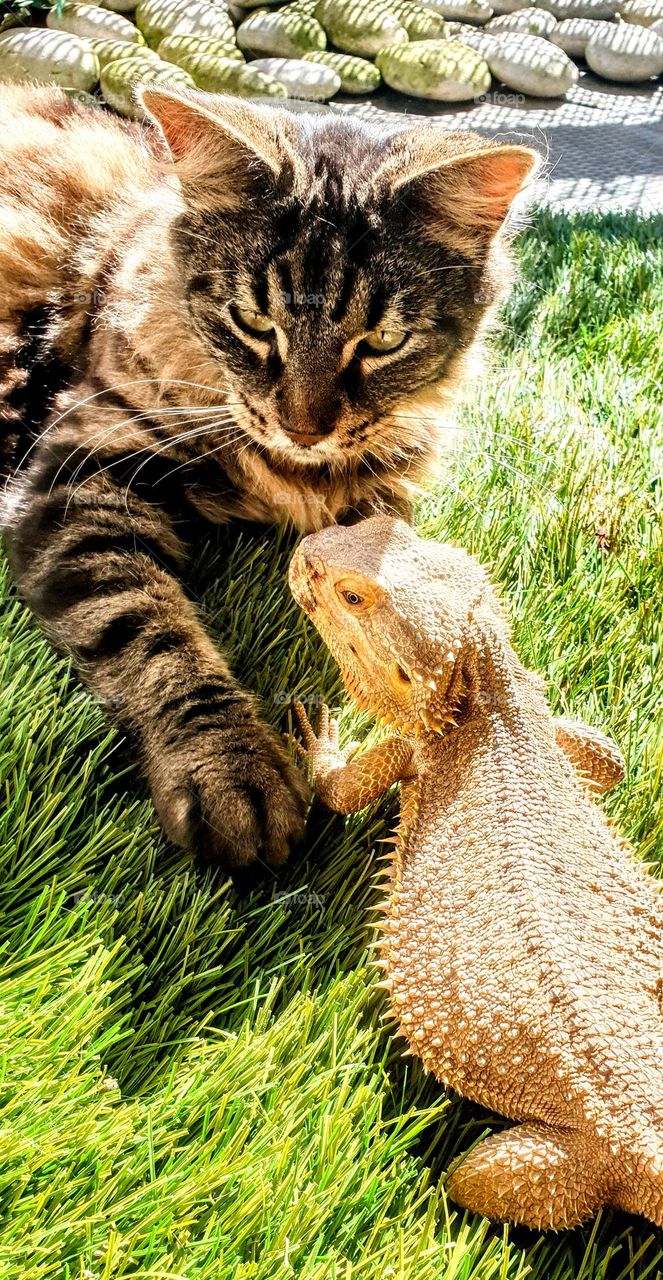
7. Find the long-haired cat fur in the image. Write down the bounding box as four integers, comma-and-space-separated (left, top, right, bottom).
0, 83, 538, 870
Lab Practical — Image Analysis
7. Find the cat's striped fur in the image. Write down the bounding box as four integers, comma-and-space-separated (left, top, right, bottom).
0, 83, 538, 869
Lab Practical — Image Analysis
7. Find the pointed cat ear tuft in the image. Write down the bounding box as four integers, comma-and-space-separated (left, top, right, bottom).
387, 137, 541, 254
138, 87, 286, 204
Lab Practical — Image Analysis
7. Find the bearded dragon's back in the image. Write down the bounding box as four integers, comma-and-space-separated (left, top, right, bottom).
400, 718, 663, 1222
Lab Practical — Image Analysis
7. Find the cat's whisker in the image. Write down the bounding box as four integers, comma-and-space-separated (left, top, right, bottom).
426, 263, 482, 274
358, 451, 381, 484
129, 420, 245, 489
384, 416, 452, 442
86, 403, 234, 417
52, 409, 236, 500
64, 430, 240, 521
388, 411, 454, 424
440, 475, 485, 518
486, 430, 557, 462
365, 423, 428, 460
390, 413, 554, 462
62, 417, 241, 516
8, 377, 240, 482
393, 418, 432, 441
185, 431, 259, 481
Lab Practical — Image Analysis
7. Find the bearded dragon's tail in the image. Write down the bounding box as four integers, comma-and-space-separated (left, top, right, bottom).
607, 1030, 663, 1226
612, 1146, 663, 1227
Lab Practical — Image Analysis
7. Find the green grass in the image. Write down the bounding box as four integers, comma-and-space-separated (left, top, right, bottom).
0, 209, 661, 1279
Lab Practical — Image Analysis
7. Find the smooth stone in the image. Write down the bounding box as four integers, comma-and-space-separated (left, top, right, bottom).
585, 19, 663, 75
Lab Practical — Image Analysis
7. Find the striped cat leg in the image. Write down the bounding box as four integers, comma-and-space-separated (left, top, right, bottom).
5, 433, 308, 870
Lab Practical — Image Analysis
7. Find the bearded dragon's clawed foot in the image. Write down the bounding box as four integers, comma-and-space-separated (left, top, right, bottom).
294, 701, 414, 814
294, 703, 346, 782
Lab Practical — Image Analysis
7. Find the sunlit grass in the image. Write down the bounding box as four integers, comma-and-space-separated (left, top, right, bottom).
0, 210, 661, 1278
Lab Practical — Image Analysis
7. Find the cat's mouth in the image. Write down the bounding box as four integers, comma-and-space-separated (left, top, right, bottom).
284, 428, 327, 448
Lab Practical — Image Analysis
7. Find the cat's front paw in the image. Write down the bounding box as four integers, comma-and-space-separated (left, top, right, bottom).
148, 711, 310, 871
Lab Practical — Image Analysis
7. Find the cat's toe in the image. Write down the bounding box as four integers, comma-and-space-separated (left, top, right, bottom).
149, 717, 310, 871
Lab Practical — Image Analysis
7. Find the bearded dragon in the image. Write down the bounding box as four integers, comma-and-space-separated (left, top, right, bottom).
289, 516, 663, 1231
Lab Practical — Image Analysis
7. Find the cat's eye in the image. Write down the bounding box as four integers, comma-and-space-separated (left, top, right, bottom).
360, 328, 409, 356
230, 304, 274, 338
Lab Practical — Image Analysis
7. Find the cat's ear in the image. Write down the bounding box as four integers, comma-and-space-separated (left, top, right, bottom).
137, 87, 285, 206
383, 136, 540, 255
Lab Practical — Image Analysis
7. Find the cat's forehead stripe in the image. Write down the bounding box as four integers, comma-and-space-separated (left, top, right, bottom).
366, 282, 389, 333
259, 223, 399, 336
329, 262, 357, 327
253, 266, 269, 317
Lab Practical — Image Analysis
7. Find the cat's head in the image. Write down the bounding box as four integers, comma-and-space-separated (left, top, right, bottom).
140, 88, 539, 487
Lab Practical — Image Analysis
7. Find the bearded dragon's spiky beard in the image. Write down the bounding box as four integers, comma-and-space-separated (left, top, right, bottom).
335, 646, 464, 737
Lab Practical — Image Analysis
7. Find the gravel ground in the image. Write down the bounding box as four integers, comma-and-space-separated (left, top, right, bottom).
336, 70, 663, 213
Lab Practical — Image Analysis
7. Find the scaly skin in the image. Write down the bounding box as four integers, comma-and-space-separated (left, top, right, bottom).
290, 516, 663, 1231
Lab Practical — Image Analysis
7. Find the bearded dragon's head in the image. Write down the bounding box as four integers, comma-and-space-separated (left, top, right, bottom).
289, 516, 507, 735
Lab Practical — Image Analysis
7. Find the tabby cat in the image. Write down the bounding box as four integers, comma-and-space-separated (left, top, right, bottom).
0, 83, 538, 870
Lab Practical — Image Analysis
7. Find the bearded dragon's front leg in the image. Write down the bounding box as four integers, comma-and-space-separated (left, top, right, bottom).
295, 703, 415, 814
554, 717, 626, 796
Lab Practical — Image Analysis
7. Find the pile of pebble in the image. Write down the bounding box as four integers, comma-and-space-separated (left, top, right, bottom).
0, 0, 662, 111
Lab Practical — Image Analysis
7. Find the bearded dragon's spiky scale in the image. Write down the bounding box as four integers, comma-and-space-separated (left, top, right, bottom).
289, 515, 663, 1232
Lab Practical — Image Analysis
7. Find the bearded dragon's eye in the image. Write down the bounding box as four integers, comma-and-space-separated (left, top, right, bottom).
341, 589, 363, 607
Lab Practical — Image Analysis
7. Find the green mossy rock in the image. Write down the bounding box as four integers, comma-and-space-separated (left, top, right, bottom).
135, 0, 235, 50
315, 0, 409, 54
89, 38, 161, 68
376, 37, 492, 97
302, 48, 382, 91
100, 56, 194, 115
157, 33, 244, 64
388, 0, 449, 37
237, 10, 327, 56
